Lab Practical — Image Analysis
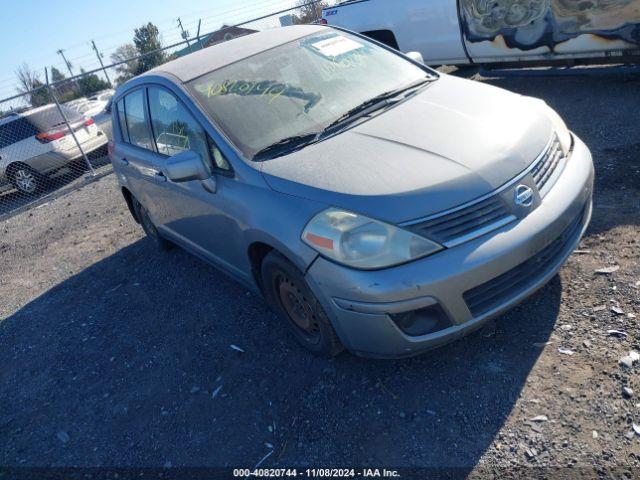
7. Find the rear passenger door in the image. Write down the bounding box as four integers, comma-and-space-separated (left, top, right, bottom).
112, 88, 167, 222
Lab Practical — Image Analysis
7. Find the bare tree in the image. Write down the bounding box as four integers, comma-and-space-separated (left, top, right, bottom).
15, 63, 52, 106
294, 0, 328, 24
15, 63, 41, 94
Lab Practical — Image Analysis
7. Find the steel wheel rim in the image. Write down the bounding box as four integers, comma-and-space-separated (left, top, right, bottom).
15, 169, 36, 193
276, 274, 321, 344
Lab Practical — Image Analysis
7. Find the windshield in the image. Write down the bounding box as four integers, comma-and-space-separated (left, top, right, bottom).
26, 105, 83, 131
189, 31, 435, 160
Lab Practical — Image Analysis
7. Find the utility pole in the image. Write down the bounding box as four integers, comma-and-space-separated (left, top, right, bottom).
56, 48, 82, 94
91, 40, 112, 87
196, 19, 202, 48
177, 17, 191, 48
56, 49, 75, 78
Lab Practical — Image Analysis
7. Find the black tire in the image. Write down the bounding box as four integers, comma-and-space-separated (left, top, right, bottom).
132, 197, 173, 251
261, 251, 344, 357
8, 164, 43, 195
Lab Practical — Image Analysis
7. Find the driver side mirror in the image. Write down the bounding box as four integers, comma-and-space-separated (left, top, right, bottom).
406, 51, 425, 65
164, 150, 211, 182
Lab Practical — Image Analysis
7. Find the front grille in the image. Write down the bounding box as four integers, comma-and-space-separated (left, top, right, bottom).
408, 195, 515, 247
531, 135, 564, 194
463, 208, 585, 317
406, 134, 565, 248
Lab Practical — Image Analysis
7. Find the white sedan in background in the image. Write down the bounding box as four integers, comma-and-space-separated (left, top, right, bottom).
65, 90, 114, 140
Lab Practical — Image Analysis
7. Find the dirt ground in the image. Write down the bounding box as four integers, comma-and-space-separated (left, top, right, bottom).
1, 70, 639, 477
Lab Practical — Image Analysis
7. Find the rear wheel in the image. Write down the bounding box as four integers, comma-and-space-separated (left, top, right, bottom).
132, 197, 173, 251
261, 251, 344, 357
9, 164, 43, 195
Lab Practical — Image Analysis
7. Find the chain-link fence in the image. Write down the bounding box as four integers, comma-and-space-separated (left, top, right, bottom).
0, 82, 112, 220
0, 1, 326, 221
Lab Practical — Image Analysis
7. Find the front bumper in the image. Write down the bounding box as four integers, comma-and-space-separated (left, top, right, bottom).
305, 134, 594, 358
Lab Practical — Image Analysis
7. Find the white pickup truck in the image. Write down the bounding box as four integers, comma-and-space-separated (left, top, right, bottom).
321, 0, 640, 66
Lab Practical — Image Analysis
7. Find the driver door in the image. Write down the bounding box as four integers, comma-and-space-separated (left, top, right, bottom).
145, 86, 247, 281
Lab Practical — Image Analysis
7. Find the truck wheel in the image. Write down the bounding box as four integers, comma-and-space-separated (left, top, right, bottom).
8, 164, 43, 195
132, 198, 173, 251
261, 251, 344, 357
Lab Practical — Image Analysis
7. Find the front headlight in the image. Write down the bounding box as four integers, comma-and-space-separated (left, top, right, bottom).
302, 208, 443, 269
527, 97, 572, 155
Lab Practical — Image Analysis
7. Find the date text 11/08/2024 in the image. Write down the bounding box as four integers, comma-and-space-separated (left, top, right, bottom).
232, 468, 401, 478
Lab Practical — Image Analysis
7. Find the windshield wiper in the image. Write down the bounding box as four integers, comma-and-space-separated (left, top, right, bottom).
253, 132, 321, 161
322, 78, 432, 134
251, 78, 432, 161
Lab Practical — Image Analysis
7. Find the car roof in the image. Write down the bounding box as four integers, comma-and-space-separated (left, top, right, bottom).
144, 25, 328, 83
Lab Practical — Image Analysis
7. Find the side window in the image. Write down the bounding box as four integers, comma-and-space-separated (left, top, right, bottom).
209, 140, 231, 172
148, 87, 209, 161
123, 89, 153, 150
116, 100, 129, 143
0, 118, 39, 148
0, 122, 13, 149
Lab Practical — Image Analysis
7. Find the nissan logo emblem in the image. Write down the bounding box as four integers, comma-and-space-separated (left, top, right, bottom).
514, 185, 534, 207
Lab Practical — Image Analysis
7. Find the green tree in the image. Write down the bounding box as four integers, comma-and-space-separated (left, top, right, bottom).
77, 69, 110, 97
30, 80, 54, 107
110, 43, 139, 85
50, 66, 66, 84
133, 23, 166, 75
50, 66, 77, 101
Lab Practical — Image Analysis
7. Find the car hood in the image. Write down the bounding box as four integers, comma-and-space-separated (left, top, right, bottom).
260, 74, 554, 224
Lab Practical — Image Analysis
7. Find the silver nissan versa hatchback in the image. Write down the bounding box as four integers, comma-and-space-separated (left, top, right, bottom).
110, 25, 594, 358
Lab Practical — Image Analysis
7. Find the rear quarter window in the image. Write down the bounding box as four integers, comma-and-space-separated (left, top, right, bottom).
0, 118, 40, 149
26, 105, 82, 131
116, 100, 129, 143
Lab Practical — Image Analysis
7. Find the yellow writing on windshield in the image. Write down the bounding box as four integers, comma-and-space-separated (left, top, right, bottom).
201, 80, 286, 104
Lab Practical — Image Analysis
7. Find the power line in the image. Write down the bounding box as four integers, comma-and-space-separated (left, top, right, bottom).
7, 0, 293, 81
1, 0, 325, 103
78, 0, 292, 63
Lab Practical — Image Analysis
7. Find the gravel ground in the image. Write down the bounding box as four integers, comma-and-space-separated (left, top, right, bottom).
0, 70, 639, 477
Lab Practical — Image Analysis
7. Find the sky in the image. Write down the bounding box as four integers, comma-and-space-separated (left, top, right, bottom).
0, 0, 303, 101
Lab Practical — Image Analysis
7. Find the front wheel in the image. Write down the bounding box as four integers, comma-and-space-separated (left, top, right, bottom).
261, 251, 344, 357
132, 197, 173, 251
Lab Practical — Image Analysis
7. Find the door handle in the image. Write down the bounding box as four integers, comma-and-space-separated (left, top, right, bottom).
154, 171, 167, 182
116, 157, 129, 166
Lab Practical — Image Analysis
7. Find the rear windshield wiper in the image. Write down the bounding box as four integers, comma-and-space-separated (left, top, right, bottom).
322, 78, 432, 134
253, 132, 321, 161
